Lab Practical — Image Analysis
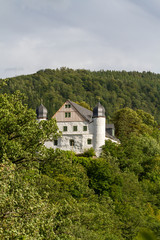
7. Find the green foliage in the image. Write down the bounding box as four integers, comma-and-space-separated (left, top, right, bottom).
0, 91, 60, 165
0, 78, 7, 88
0, 158, 58, 239
1, 89, 160, 239
135, 229, 156, 240
75, 101, 92, 110
136, 109, 157, 128
2, 68, 160, 121
40, 149, 92, 199
83, 156, 121, 196
100, 122, 160, 239
81, 147, 95, 157
112, 108, 155, 142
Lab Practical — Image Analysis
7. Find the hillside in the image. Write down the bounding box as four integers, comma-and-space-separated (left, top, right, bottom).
1, 90, 160, 239
2, 68, 160, 121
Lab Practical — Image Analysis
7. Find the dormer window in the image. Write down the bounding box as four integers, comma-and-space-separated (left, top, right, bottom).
65, 112, 71, 118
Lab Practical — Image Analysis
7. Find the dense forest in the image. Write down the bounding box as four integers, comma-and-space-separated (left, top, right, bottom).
1, 68, 160, 121
1, 69, 160, 239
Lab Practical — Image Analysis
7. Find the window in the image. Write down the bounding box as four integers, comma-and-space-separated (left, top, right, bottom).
87, 139, 92, 145
83, 126, 87, 131
65, 104, 71, 108
54, 140, 58, 146
70, 139, 75, 146
63, 126, 67, 132
73, 126, 78, 131
65, 112, 71, 118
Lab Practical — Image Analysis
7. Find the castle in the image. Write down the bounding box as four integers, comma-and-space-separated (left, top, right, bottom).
36, 100, 119, 156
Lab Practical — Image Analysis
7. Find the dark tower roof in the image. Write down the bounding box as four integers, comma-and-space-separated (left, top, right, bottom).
93, 102, 105, 118
36, 104, 48, 119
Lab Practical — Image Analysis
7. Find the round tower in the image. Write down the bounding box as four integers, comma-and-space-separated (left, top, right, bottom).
93, 102, 106, 156
36, 104, 48, 122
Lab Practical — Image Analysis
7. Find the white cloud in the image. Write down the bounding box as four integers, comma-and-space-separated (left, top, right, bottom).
0, 0, 160, 78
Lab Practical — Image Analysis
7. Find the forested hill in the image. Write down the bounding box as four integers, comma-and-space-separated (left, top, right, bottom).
2, 68, 160, 121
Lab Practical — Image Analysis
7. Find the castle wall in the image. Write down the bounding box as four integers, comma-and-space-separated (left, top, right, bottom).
45, 121, 94, 154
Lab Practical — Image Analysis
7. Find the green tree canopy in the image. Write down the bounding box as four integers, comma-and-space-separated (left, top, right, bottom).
0, 91, 61, 165
112, 108, 157, 142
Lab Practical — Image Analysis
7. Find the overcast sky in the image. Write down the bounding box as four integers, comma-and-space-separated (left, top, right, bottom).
1, 0, 160, 78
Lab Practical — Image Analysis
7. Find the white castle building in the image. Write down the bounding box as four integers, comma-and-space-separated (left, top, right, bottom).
36, 100, 119, 156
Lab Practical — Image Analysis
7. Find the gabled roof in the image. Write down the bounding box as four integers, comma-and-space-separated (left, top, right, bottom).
68, 100, 93, 122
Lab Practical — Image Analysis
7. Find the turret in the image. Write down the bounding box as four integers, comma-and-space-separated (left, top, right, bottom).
93, 102, 106, 156
36, 104, 48, 122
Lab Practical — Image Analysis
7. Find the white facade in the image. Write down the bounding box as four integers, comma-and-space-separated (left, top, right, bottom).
39, 100, 118, 157
45, 120, 95, 154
